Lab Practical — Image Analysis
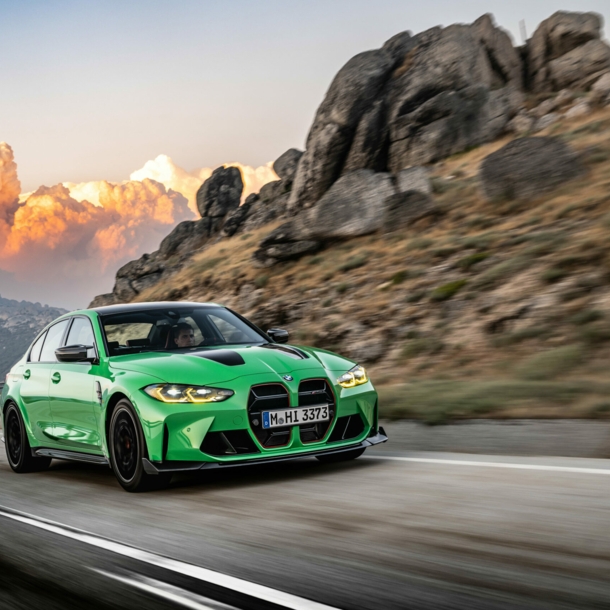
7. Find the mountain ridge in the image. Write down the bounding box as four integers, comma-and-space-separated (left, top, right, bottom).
0, 296, 67, 378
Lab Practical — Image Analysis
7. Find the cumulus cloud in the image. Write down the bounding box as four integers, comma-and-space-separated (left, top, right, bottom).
0, 143, 21, 239
128, 155, 278, 213
0, 143, 192, 307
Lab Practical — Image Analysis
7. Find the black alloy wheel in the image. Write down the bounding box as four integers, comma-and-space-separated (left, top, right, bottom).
4, 404, 51, 473
109, 400, 171, 492
316, 447, 366, 464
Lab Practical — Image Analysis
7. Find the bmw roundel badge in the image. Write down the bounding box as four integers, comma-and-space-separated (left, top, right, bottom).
283, 375, 294, 381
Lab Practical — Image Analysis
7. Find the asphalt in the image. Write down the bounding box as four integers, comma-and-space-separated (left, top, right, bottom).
0, 423, 609, 609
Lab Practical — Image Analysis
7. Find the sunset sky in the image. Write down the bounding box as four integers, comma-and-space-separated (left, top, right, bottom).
1, 0, 607, 309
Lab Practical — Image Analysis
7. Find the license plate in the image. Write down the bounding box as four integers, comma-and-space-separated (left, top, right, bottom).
262, 404, 329, 429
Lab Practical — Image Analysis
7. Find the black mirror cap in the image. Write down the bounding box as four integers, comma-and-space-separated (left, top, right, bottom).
55, 345, 94, 363
267, 328, 289, 344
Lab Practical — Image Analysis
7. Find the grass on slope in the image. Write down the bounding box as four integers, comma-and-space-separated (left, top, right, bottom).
136, 106, 610, 422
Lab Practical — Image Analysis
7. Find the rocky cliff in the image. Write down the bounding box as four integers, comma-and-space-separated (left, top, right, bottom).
91, 10, 610, 309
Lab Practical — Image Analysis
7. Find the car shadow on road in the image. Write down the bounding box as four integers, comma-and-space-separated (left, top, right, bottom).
39, 454, 380, 494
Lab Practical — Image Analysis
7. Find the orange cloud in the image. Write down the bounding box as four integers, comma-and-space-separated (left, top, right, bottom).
0, 144, 277, 308
0, 144, 192, 300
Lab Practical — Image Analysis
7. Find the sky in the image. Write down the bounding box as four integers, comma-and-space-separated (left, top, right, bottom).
0, 0, 608, 309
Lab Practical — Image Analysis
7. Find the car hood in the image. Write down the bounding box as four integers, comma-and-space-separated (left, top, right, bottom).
109, 343, 355, 384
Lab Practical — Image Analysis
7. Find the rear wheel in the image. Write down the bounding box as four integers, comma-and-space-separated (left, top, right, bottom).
4, 404, 51, 473
316, 447, 365, 464
109, 400, 171, 492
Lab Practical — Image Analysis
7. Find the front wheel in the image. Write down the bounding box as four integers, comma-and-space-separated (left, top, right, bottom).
109, 400, 171, 492
316, 447, 365, 464
4, 404, 51, 473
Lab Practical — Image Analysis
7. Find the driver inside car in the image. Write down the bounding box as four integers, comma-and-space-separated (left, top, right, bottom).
172, 322, 197, 348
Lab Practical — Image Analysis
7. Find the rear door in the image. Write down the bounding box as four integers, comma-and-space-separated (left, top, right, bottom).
49, 316, 102, 449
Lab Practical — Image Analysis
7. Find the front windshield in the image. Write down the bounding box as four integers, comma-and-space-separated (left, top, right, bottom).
101, 306, 267, 356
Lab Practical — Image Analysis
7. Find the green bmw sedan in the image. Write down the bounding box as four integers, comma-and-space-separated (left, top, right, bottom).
1, 302, 387, 491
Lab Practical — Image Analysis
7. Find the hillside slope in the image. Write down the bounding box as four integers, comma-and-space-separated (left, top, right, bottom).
0, 296, 67, 378
91, 11, 610, 422
128, 108, 610, 422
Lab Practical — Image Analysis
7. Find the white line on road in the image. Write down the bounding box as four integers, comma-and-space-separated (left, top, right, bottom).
0, 505, 339, 610
93, 568, 237, 610
367, 455, 610, 475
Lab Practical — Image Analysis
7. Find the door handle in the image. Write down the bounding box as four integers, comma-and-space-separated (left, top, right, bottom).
51, 372, 61, 384
23, 369, 31, 380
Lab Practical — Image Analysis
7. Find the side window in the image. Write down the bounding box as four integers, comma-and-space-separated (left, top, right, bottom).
29, 332, 47, 363
208, 314, 251, 343
66, 317, 95, 347
39, 320, 70, 363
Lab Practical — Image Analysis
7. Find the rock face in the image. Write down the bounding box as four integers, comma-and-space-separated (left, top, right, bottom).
196, 166, 243, 219
272, 149, 303, 183
479, 137, 584, 201
527, 12, 609, 91
288, 14, 526, 213
91, 10, 610, 306
288, 50, 396, 211
396, 167, 431, 195
300, 170, 396, 240
548, 40, 610, 90
254, 170, 398, 265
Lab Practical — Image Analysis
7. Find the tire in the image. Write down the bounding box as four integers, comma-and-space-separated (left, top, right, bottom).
316, 447, 366, 464
108, 399, 171, 492
4, 404, 52, 473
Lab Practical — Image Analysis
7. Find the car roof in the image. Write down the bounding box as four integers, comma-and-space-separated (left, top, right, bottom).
87, 301, 223, 316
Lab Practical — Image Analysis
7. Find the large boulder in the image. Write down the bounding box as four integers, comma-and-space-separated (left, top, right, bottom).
252, 222, 320, 266
386, 25, 522, 170
479, 137, 584, 201
298, 170, 396, 240
272, 149, 303, 183
527, 11, 606, 91
288, 50, 396, 211
547, 40, 610, 90
196, 166, 243, 218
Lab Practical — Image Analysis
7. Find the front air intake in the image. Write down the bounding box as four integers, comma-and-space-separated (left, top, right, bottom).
327, 414, 365, 443
201, 430, 260, 456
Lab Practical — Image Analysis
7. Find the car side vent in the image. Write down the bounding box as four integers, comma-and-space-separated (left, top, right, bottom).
327, 414, 365, 443
201, 430, 260, 456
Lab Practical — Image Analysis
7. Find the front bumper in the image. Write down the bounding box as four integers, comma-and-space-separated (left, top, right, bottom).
142, 427, 388, 474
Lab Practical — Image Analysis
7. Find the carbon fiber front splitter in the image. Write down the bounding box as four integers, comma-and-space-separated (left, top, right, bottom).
142, 427, 388, 475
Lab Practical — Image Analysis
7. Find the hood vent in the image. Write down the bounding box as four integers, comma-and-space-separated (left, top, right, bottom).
190, 349, 245, 366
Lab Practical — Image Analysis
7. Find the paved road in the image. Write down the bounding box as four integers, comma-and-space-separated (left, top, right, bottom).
0, 434, 609, 609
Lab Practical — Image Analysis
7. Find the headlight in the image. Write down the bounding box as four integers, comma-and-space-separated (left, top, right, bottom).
143, 384, 234, 403
337, 365, 368, 388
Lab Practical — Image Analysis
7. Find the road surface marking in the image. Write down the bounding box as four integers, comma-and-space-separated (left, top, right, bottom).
0, 505, 339, 610
367, 455, 610, 475
93, 569, 236, 610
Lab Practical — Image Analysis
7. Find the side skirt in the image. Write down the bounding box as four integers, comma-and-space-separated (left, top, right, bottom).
32, 448, 109, 466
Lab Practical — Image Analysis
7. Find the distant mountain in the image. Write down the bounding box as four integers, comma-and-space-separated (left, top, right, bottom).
0, 296, 67, 378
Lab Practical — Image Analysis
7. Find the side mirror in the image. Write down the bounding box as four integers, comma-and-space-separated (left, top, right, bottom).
267, 328, 289, 344
55, 345, 95, 363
